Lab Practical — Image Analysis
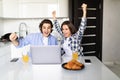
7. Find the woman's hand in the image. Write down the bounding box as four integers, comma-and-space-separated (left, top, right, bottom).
52, 11, 56, 20
81, 3, 87, 18
82, 3, 87, 12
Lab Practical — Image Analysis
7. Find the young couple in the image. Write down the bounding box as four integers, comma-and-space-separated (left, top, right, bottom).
9, 3, 87, 57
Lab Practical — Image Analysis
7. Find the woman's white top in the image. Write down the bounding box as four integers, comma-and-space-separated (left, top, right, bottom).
62, 38, 72, 57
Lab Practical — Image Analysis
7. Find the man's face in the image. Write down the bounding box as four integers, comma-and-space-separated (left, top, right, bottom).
42, 23, 52, 37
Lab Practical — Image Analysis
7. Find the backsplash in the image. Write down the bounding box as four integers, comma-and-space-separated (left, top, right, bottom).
1, 18, 69, 40
0, 19, 3, 37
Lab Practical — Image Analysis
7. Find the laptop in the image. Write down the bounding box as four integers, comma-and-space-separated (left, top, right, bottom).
30, 45, 61, 64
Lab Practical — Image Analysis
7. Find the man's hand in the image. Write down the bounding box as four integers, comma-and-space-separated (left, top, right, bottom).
9, 33, 18, 42
9, 33, 19, 46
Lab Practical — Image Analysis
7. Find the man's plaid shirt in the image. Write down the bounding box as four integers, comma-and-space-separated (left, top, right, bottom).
53, 18, 87, 55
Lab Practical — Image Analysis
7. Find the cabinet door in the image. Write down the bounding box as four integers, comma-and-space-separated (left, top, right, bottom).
20, 0, 57, 3
2, 0, 19, 18
69, 0, 103, 60
0, 0, 2, 17
19, 0, 68, 18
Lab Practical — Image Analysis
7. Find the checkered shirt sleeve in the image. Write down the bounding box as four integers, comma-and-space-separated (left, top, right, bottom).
70, 18, 87, 52
53, 20, 63, 37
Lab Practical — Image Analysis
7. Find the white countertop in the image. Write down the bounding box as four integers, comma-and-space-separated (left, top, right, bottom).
0, 42, 11, 47
0, 56, 120, 80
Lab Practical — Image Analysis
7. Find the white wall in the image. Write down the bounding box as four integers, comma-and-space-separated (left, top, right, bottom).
103, 0, 120, 64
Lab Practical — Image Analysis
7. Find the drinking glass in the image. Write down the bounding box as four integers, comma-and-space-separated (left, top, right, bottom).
22, 54, 29, 63
72, 51, 78, 60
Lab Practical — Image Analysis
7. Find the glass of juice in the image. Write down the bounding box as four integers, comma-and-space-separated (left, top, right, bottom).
22, 54, 29, 63
72, 51, 78, 60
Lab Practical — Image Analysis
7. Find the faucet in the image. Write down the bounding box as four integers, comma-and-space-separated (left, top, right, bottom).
19, 22, 28, 38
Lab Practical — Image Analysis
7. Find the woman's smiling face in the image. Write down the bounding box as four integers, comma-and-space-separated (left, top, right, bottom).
62, 25, 71, 38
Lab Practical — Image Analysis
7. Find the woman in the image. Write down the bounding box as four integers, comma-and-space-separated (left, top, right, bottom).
52, 3, 87, 57
9, 19, 58, 47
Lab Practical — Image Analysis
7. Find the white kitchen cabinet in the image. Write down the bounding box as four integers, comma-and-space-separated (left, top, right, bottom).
0, 44, 11, 66
19, 0, 68, 18
19, 3, 58, 18
0, 0, 2, 17
19, 0, 58, 3
1, 0, 68, 18
2, 0, 19, 18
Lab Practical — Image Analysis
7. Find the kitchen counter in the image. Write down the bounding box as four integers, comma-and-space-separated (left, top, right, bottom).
0, 42, 11, 58
0, 56, 120, 80
0, 42, 11, 47
0, 42, 11, 66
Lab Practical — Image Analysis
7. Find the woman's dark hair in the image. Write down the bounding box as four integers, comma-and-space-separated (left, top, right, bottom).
39, 19, 53, 33
61, 21, 77, 34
